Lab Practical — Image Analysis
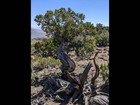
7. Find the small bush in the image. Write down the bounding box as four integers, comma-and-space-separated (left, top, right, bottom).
100, 64, 109, 82
32, 57, 47, 71
95, 34, 109, 47
84, 37, 96, 53
34, 38, 58, 57
32, 56, 61, 71
74, 36, 96, 56
46, 57, 61, 67
31, 74, 35, 84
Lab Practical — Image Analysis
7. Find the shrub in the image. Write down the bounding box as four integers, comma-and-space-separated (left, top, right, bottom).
34, 38, 58, 57
95, 34, 109, 47
46, 57, 61, 67
31, 74, 35, 84
32, 56, 61, 71
100, 64, 109, 82
32, 56, 47, 71
84, 37, 96, 53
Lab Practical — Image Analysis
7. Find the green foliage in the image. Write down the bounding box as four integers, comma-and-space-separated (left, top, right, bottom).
83, 22, 96, 36
75, 47, 85, 56
74, 37, 96, 56
32, 57, 48, 71
33, 7, 109, 57
34, 8, 87, 44
84, 37, 96, 53
34, 41, 41, 53
100, 64, 109, 82
31, 74, 35, 84
32, 56, 61, 71
46, 57, 61, 66
95, 23, 109, 34
42, 38, 58, 57
34, 8, 97, 55
96, 23, 103, 34
95, 34, 109, 47
34, 38, 57, 57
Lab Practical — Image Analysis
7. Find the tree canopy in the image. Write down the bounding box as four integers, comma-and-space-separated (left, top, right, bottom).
34, 8, 109, 57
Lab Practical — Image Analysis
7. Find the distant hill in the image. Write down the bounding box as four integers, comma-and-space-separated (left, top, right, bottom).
31, 28, 47, 39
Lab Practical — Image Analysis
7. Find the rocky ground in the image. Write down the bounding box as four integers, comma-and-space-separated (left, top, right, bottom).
31, 47, 109, 105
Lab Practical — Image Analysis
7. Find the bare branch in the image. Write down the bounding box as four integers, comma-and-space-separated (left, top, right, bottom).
80, 61, 93, 86
91, 52, 100, 85
65, 71, 81, 86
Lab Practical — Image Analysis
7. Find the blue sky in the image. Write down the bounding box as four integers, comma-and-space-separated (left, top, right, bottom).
31, 0, 109, 29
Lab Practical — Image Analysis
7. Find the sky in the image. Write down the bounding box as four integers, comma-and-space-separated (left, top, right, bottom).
31, 0, 109, 29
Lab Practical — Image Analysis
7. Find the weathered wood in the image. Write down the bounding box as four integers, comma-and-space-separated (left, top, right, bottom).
91, 52, 100, 86
68, 88, 81, 104
65, 71, 81, 86
89, 94, 109, 105
57, 45, 76, 72
55, 45, 109, 105
80, 61, 93, 86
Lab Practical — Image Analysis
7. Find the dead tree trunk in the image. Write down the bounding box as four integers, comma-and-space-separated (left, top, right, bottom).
55, 45, 109, 105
